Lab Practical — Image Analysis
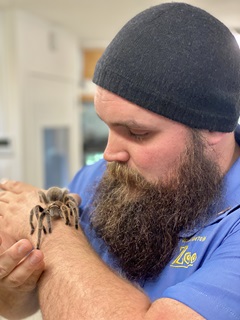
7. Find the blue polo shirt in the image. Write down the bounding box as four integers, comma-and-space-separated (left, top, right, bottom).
69, 131, 240, 320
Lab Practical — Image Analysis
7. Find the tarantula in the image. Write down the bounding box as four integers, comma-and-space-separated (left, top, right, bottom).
30, 187, 79, 249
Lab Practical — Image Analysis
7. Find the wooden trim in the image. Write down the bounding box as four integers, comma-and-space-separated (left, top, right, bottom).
81, 93, 94, 103
83, 48, 105, 79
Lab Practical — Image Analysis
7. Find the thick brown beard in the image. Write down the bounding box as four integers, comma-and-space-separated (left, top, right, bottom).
90, 130, 223, 282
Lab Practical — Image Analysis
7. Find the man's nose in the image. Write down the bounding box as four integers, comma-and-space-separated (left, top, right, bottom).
103, 131, 130, 163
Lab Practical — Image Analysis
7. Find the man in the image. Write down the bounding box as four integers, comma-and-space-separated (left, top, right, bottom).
0, 2, 240, 319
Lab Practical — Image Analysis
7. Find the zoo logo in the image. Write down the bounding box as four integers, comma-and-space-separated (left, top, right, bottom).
170, 245, 197, 268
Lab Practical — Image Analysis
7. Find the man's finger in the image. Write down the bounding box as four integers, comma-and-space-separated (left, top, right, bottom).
0, 239, 34, 279
0, 180, 38, 194
2, 249, 45, 289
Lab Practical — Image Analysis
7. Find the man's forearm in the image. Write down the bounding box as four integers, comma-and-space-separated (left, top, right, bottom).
38, 221, 151, 320
0, 289, 39, 320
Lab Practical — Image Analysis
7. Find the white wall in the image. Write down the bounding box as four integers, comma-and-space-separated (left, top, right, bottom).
0, 9, 82, 187
0, 8, 82, 319
0, 10, 23, 180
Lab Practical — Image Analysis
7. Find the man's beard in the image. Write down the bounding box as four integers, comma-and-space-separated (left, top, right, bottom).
90, 130, 223, 282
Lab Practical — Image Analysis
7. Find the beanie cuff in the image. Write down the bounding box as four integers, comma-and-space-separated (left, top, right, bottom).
93, 64, 239, 132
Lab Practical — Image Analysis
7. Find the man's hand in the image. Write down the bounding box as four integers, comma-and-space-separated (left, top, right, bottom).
0, 180, 40, 241
0, 232, 44, 319
0, 181, 45, 318
0, 180, 81, 243
0, 233, 44, 292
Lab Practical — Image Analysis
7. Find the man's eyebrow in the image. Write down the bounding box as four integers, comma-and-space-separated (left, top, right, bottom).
117, 120, 149, 129
96, 114, 151, 129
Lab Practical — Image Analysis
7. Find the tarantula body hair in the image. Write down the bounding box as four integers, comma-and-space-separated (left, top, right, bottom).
30, 186, 79, 249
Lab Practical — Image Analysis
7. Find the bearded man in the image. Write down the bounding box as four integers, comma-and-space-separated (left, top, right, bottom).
0, 2, 240, 320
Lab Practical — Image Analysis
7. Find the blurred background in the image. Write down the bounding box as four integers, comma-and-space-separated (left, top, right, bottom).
0, 0, 239, 319
0, 0, 240, 191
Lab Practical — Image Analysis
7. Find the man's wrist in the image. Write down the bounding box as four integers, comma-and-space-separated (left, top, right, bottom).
36, 219, 84, 253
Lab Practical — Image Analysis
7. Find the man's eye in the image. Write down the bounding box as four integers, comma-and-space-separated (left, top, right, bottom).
129, 131, 149, 140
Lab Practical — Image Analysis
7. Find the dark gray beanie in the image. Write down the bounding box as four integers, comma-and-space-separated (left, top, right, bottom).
93, 2, 240, 132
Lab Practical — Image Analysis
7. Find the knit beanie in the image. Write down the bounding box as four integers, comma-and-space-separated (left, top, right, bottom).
93, 2, 240, 132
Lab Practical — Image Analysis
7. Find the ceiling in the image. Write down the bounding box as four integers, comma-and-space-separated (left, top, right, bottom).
0, 0, 240, 46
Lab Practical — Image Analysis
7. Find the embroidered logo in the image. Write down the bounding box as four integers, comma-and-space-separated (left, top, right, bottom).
170, 245, 197, 268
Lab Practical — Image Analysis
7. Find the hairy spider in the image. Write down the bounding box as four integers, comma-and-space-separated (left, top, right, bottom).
30, 187, 79, 249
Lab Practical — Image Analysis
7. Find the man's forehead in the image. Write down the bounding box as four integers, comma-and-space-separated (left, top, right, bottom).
95, 87, 157, 122
95, 86, 189, 132
95, 86, 130, 103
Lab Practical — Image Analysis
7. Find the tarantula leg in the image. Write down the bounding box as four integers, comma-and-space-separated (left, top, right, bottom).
69, 205, 79, 229
45, 211, 52, 233
30, 205, 44, 235
65, 196, 79, 229
37, 209, 48, 249
73, 207, 79, 230
38, 190, 48, 204
30, 208, 36, 235
69, 203, 79, 229
61, 205, 71, 226
43, 225, 47, 234
36, 206, 47, 234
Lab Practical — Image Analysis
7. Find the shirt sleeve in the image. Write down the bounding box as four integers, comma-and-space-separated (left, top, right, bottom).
162, 214, 240, 320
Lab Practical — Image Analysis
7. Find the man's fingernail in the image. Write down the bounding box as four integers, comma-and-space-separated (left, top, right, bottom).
18, 244, 29, 254
30, 253, 42, 265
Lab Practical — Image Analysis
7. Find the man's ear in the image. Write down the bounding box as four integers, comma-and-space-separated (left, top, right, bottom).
201, 130, 227, 146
